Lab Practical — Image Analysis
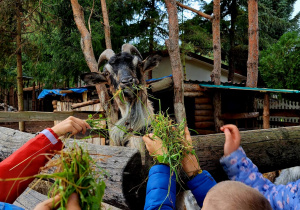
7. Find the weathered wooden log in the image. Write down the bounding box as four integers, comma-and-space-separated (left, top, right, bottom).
219, 112, 259, 120
149, 77, 173, 92
195, 110, 213, 116
184, 83, 207, 92
195, 97, 211, 104
0, 127, 145, 210
195, 116, 214, 122
195, 104, 213, 110
195, 122, 215, 129
184, 92, 204, 97
0, 111, 104, 122
258, 109, 300, 117
192, 126, 300, 181
71, 99, 100, 109
14, 188, 47, 209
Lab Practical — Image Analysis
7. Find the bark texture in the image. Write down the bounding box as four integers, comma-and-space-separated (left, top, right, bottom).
246, 0, 259, 87
165, 0, 186, 124
100, 0, 112, 49
16, 0, 24, 131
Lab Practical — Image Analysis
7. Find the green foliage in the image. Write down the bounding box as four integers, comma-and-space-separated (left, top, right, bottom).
259, 31, 300, 89
38, 143, 106, 210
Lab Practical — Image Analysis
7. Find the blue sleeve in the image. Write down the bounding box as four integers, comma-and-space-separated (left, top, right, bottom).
144, 165, 176, 210
187, 170, 216, 207
220, 146, 300, 209
0, 202, 24, 210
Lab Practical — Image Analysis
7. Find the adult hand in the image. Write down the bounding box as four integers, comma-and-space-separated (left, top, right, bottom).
34, 193, 81, 210
51, 116, 91, 137
142, 134, 167, 156
181, 127, 201, 177
220, 124, 241, 156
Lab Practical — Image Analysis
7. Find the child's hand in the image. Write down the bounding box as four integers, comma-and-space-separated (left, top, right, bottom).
221, 124, 241, 156
142, 134, 167, 156
181, 127, 201, 177
34, 193, 81, 210
51, 116, 91, 137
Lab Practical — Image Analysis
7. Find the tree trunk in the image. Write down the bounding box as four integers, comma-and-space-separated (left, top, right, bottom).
228, 0, 237, 82
165, 0, 186, 124
100, 0, 112, 49
16, 0, 24, 131
70, 0, 118, 143
32, 81, 36, 111
246, 0, 259, 88
148, 0, 155, 79
4, 89, 8, 112
211, 0, 223, 132
263, 93, 270, 129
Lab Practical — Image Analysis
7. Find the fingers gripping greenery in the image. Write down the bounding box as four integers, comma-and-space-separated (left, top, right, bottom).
38, 143, 106, 210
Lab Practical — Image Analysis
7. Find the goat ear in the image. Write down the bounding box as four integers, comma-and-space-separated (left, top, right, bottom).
80, 72, 108, 85
143, 55, 162, 72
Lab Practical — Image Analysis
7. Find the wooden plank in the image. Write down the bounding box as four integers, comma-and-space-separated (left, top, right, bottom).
72, 99, 100, 109
195, 97, 211, 104
0, 111, 104, 122
257, 109, 300, 117
195, 110, 213, 116
184, 83, 207, 92
220, 112, 259, 120
195, 122, 215, 128
149, 77, 173, 92
195, 104, 213, 110
59, 90, 74, 94
184, 92, 204, 97
195, 116, 214, 122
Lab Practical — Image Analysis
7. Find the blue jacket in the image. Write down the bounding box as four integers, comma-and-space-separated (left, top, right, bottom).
220, 146, 300, 210
144, 164, 216, 209
0, 202, 23, 210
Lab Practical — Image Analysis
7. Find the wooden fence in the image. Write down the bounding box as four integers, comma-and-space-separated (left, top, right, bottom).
257, 97, 300, 128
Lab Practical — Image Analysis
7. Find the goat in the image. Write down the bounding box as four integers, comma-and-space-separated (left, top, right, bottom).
81, 44, 161, 146
274, 166, 300, 185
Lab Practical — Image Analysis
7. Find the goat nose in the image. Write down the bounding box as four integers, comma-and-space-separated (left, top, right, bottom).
121, 77, 133, 84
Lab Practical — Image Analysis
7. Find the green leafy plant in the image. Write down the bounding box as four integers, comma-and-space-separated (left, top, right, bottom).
38, 142, 107, 210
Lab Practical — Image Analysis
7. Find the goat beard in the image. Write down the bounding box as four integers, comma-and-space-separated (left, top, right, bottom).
109, 99, 153, 146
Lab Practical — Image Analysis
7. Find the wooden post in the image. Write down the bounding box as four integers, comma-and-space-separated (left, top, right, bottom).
32, 82, 36, 111
263, 93, 270, 129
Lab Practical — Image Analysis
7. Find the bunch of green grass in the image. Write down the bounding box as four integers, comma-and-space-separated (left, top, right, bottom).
38, 143, 106, 210
149, 112, 195, 181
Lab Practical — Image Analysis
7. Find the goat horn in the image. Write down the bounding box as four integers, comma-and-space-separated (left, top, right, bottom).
121, 43, 143, 60
98, 49, 115, 69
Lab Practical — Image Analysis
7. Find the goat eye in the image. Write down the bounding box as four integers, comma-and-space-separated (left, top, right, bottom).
103, 71, 110, 76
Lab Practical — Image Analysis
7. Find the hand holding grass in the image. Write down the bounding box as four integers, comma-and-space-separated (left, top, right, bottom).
34, 193, 81, 210
142, 133, 167, 156
221, 124, 241, 156
181, 127, 201, 177
51, 116, 91, 137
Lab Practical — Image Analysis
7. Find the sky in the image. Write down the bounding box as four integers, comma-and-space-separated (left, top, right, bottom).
190, 0, 300, 18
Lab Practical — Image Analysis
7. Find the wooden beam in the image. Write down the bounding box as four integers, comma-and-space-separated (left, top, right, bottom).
257, 109, 300, 118
195, 121, 215, 128
195, 104, 213, 110
0, 111, 104, 122
220, 112, 259, 120
195, 110, 213, 116
263, 93, 270, 129
195, 116, 214, 122
0, 127, 145, 210
192, 126, 300, 181
195, 129, 216, 135
71, 99, 100, 109
195, 97, 211, 104
184, 83, 207, 92
184, 92, 204, 97
59, 90, 75, 94
149, 77, 173, 92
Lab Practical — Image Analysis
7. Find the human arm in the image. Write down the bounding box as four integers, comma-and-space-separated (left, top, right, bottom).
182, 128, 216, 207
0, 117, 90, 203
220, 124, 300, 209
143, 135, 176, 210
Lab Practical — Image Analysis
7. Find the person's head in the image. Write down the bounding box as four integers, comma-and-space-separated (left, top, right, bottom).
202, 181, 272, 210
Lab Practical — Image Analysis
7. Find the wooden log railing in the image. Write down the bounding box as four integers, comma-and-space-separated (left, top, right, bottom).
3, 126, 300, 208
0, 127, 145, 210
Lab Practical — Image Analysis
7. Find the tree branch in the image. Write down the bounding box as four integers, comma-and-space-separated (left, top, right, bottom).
176, 1, 212, 21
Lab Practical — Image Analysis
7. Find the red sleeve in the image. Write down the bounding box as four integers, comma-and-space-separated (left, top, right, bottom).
0, 128, 63, 203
